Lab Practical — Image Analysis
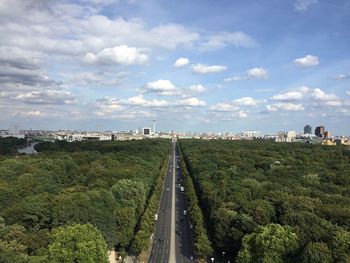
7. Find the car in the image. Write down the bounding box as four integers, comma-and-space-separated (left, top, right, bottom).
175, 230, 181, 235
163, 209, 167, 213
183, 210, 187, 215
158, 237, 164, 243
166, 187, 170, 191
190, 224, 193, 229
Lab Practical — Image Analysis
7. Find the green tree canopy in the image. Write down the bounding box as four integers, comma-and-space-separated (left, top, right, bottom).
236, 223, 299, 263
48, 224, 108, 263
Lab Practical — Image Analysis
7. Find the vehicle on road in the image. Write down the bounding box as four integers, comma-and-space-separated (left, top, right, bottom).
183, 210, 187, 215
180, 186, 185, 192
154, 214, 158, 221
163, 209, 167, 213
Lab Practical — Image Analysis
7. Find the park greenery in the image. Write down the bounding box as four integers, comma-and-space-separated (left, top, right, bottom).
0, 137, 28, 155
180, 139, 350, 262
178, 144, 213, 259
0, 138, 170, 262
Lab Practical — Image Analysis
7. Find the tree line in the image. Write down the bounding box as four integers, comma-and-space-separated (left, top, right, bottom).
0, 139, 170, 262
180, 139, 350, 263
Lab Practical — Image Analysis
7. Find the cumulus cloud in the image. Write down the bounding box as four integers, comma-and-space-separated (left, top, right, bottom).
311, 88, 339, 101
192, 64, 227, 74
266, 102, 304, 112
145, 79, 176, 93
210, 102, 238, 112
294, 0, 318, 11
272, 91, 304, 101
199, 31, 257, 51
15, 90, 76, 105
124, 94, 169, 107
84, 45, 148, 65
294, 55, 319, 67
189, 84, 206, 93
233, 97, 258, 106
210, 97, 258, 113
174, 57, 190, 68
225, 67, 268, 81
268, 86, 342, 113
176, 97, 206, 106
233, 110, 248, 118
335, 72, 350, 80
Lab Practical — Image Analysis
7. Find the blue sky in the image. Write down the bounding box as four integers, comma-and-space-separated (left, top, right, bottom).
0, 0, 350, 134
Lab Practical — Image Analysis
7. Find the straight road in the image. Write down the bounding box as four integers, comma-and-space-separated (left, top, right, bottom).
148, 139, 195, 263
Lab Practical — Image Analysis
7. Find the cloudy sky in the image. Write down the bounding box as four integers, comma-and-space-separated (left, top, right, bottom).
1, 0, 350, 134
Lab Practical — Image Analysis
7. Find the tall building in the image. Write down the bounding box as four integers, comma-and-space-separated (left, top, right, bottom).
304, 124, 312, 134
324, 131, 331, 139
315, 126, 325, 138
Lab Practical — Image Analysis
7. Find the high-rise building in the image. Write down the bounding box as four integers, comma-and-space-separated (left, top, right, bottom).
304, 124, 312, 134
315, 126, 325, 138
324, 131, 331, 139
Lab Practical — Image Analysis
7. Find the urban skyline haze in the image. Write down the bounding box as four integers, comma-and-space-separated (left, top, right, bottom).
0, 0, 350, 134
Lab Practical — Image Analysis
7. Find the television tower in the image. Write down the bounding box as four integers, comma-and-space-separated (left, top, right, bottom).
153, 118, 156, 135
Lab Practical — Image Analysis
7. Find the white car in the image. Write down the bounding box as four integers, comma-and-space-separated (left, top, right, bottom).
183, 210, 187, 215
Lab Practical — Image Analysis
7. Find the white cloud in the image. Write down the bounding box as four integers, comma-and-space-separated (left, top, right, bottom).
174, 57, 190, 68
272, 91, 304, 101
294, 55, 319, 67
210, 102, 238, 112
84, 45, 148, 65
335, 72, 350, 80
266, 102, 304, 111
189, 84, 206, 93
311, 88, 338, 101
124, 95, 169, 107
192, 64, 227, 74
233, 97, 258, 106
15, 90, 76, 105
233, 110, 248, 118
145, 79, 176, 92
247, 68, 268, 79
225, 67, 268, 81
176, 97, 206, 107
294, 0, 318, 11
346, 90, 350, 96
199, 31, 257, 51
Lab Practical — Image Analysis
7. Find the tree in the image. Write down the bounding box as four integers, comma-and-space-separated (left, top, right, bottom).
331, 229, 350, 262
48, 224, 108, 263
236, 223, 299, 263
301, 242, 332, 263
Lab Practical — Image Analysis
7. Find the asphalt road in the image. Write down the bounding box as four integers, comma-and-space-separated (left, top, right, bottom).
148, 140, 195, 263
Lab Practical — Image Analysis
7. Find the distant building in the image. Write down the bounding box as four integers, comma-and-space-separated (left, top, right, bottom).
142, 127, 151, 136
315, 126, 325, 138
304, 124, 312, 134
275, 131, 296, 142
324, 131, 331, 139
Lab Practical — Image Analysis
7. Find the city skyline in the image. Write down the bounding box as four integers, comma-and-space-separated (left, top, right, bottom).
1, 0, 350, 133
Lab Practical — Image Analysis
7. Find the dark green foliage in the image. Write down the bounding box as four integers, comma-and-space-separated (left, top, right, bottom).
178, 145, 213, 258
0, 137, 28, 155
0, 139, 170, 259
180, 139, 350, 262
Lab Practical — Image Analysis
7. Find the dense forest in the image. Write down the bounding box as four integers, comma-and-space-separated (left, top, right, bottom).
0, 137, 28, 155
0, 138, 170, 262
180, 140, 350, 263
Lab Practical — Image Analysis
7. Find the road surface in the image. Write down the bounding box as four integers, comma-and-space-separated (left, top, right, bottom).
148, 139, 195, 263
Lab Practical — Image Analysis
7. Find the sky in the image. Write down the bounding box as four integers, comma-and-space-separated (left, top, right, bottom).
0, 0, 350, 134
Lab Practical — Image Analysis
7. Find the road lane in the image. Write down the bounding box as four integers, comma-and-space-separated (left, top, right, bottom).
148, 140, 175, 263
148, 139, 195, 263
